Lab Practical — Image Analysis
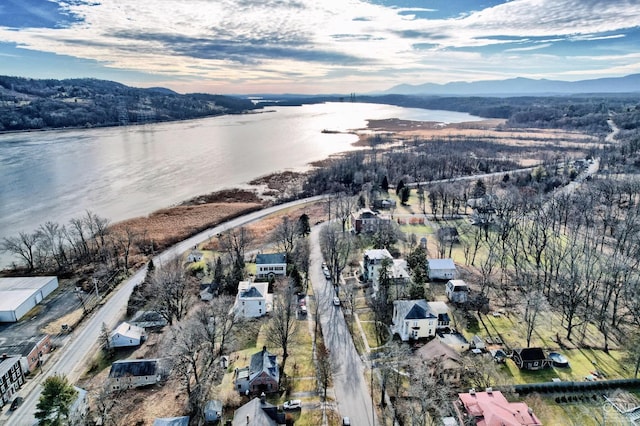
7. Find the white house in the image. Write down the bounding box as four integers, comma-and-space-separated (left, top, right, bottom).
446, 279, 469, 303
361, 249, 393, 284
427, 258, 457, 280
391, 300, 451, 341
255, 253, 287, 280
234, 281, 272, 318
110, 322, 146, 348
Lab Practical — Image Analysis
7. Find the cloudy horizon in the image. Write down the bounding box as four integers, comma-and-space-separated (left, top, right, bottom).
1, 0, 639, 94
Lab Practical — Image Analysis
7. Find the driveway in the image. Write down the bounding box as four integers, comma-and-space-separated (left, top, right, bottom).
309, 225, 377, 425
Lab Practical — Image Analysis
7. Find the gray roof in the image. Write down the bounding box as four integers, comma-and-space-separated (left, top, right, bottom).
256, 253, 286, 264
0, 334, 48, 357
428, 258, 456, 270
233, 398, 284, 426
205, 400, 223, 415
0, 356, 21, 377
109, 359, 159, 378
394, 300, 435, 321
250, 348, 279, 382
153, 417, 190, 426
241, 286, 263, 298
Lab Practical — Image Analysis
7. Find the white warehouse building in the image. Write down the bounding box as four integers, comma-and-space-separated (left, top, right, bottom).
0, 276, 59, 322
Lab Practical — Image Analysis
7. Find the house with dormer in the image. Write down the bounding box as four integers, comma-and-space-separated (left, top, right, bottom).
392, 299, 451, 341
234, 281, 272, 318
255, 253, 287, 280
234, 347, 279, 395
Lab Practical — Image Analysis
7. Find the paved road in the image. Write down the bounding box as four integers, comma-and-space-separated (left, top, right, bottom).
6, 196, 326, 426
309, 226, 376, 426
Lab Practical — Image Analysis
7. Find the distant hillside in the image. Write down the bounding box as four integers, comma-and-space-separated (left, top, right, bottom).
384, 74, 640, 96
0, 76, 260, 132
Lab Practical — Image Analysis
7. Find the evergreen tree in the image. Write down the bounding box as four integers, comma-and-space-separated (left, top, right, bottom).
400, 186, 411, 205
396, 179, 405, 195
381, 176, 389, 192
35, 375, 78, 426
213, 257, 224, 284
297, 213, 311, 236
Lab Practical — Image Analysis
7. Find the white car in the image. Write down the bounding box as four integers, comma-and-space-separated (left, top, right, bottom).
283, 399, 302, 410
333, 296, 341, 306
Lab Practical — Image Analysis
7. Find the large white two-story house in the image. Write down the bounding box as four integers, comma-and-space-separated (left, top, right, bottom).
234, 281, 272, 318
255, 253, 287, 280
361, 249, 410, 296
391, 299, 451, 341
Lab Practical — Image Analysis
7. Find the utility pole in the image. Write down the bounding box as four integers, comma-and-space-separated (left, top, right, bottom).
93, 277, 100, 299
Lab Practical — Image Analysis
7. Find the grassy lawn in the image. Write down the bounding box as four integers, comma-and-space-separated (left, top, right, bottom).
399, 223, 434, 235
526, 395, 630, 426
361, 320, 388, 349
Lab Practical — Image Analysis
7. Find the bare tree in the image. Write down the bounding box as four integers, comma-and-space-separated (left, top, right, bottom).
265, 281, 298, 378
272, 216, 298, 260
169, 317, 206, 413
218, 226, 252, 268
334, 193, 356, 233
111, 225, 139, 270
320, 222, 353, 285
316, 340, 332, 401
147, 258, 192, 325
194, 295, 239, 365
1, 231, 39, 271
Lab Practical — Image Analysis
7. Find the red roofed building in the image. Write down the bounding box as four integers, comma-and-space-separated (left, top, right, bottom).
455, 389, 542, 426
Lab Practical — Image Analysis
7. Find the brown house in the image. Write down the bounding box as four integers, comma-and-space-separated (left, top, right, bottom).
0, 334, 52, 374
234, 347, 279, 395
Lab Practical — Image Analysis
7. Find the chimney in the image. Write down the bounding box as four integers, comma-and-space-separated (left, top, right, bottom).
486, 387, 493, 394
260, 392, 266, 404
262, 345, 267, 353
246, 415, 250, 425
469, 388, 476, 396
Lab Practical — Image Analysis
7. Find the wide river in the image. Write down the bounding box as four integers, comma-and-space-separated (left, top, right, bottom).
0, 102, 481, 267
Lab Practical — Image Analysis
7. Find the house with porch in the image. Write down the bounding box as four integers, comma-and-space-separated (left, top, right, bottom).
391, 299, 451, 341
255, 253, 287, 280
234, 281, 272, 318
234, 347, 279, 395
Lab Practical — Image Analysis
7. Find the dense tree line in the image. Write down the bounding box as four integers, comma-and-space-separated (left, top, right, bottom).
0, 75, 260, 131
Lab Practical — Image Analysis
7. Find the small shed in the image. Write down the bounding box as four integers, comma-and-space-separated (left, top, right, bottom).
472, 335, 485, 350
446, 279, 469, 303
204, 400, 223, 423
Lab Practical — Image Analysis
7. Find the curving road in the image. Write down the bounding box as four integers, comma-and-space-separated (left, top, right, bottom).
309, 226, 377, 426
6, 196, 326, 426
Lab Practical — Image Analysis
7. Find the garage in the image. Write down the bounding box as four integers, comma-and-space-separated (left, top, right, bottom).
0, 277, 59, 322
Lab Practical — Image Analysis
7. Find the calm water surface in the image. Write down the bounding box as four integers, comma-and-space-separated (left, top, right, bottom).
0, 102, 481, 266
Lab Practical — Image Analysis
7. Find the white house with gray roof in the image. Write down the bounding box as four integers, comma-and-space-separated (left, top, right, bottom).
234, 281, 272, 318
427, 258, 457, 280
391, 299, 451, 341
255, 253, 287, 280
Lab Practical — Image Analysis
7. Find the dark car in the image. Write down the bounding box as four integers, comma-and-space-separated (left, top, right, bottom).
9, 397, 23, 411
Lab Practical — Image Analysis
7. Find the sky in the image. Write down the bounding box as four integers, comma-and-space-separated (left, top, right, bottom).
0, 0, 639, 95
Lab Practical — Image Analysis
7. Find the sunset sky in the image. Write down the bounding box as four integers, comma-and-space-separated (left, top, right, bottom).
1, 0, 639, 94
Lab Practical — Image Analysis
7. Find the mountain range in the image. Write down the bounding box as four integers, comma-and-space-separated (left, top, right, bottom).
383, 74, 640, 96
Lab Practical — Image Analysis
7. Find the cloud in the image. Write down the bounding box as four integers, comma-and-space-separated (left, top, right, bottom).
0, 0, 639, 92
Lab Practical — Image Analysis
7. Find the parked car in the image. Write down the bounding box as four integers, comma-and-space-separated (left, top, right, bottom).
333, 296, 341, 306
9, 397, 23, 411
283, 399, 302, 410
342, 417, 351, 425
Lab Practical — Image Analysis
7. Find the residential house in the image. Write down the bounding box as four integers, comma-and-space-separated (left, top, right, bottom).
108, 359, 163, 391
234, 281, 272, 318
512, 348, 551, 370
153, 417, 190, 426
391, 300, 451, 341
351, 209, 391, 234
0, 334, 52, 374
362, 249, 393, 284
233, 395, 285, 426
428, 258, 457, 280
0, 355, 24, 409
204, 400, 223, 424
455, 389, 542, 426
110, 322, 146, 348
129, 310, 168, 330
372, 198, 397, 210
415, 339, 464, 384
234, 347, 279, 395
446, 279, 470, 303
256, 253, 287, 280
436, 227, 459, 244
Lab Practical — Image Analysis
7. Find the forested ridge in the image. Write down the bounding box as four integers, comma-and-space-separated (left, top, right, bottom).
0, 75, 260, 131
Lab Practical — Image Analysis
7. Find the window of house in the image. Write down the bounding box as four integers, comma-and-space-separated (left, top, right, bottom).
259, 309, 262, 314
